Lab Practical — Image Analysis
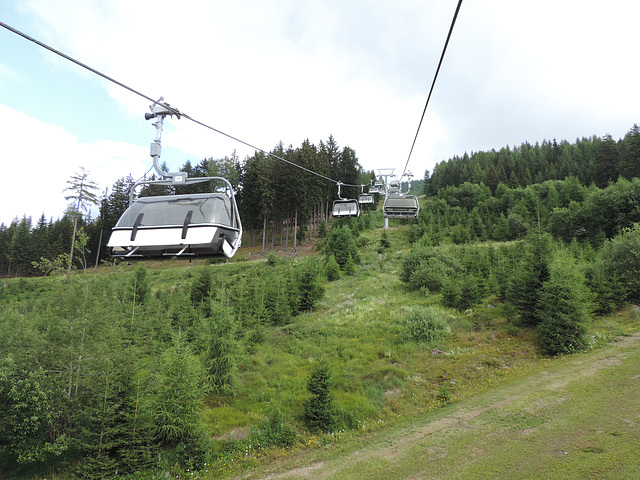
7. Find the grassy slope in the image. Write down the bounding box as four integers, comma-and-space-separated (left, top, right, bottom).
207, 224, 637, 479
2, 220, 639, 479
237, 332, 640, 480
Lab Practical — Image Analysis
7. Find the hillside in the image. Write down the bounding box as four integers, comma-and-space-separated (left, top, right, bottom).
245, 332, 640, 479
1, 212, 639, 479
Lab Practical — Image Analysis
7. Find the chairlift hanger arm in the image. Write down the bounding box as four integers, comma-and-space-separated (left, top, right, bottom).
145, 98, 186, 181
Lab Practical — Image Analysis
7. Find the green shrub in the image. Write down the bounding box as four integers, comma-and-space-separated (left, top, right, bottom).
302, 361, 339, 433
599, 223, 640, 304
326, 226, 360, 268
409, 255, 460, 293
399, 306, 450, 344
250, 407, 297, 448
400, 244, 434, 284
437, 384, 452, 405
343, 254, 356, 276
441, 275, 481, 310
266, 252, 278, 266
325, 254, 341, 281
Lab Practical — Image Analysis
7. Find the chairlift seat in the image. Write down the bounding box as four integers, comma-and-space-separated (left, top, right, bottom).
358, 194, 374, 204
108, 193, 241, 258
332, 199, 360, 217
383, 194, 419, 219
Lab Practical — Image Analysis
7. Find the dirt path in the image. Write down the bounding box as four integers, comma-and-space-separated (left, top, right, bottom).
241, 333, 640, 480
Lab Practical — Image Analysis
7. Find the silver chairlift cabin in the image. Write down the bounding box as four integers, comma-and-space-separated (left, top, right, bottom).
358, 185, 375, 205
332, 182, 360, 218
107, 99, 242, 259
383, 172, 419, 220
368, 178, 382, 194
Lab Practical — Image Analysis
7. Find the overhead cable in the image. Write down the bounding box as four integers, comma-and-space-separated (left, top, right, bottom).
0, 20, 361, 188
401, 0, 463, 179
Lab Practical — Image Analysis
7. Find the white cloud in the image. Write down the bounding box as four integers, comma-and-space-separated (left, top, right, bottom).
0, 105, 148, 225
2, 0, 639, 227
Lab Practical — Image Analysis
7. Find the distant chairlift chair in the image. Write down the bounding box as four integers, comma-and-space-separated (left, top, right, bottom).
358, 185, 374, 205
382, 172, 419, 220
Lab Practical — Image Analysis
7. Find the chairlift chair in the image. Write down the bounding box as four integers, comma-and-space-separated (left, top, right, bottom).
358, 194, 374, 204
107, 99, 243, 259
332, 199, 360, 217
383, 194, 420, 219
108, 185, 242, 258
369, 179, 382, 194
382, 173, 419, 219
358, 185, 374, 204
332, 182, 360, 218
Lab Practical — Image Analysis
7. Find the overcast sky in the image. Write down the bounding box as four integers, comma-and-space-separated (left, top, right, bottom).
1, 0, 639, 226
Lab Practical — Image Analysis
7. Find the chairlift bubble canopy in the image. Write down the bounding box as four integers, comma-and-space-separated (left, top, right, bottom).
108, 193, 241, 257
358, 193, 374, 204
332, 199, 360, 217
383, 194, 420, 219
108, 190, 242, 258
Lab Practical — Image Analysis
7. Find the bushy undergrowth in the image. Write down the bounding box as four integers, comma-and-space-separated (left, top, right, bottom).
0, 254, 327, 478
399, 306, 451, 345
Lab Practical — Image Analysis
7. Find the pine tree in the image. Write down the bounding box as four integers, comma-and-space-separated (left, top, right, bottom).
297, 260, 325, 311
592, 134, 619, 188
343, 254, 356, 276
325, 254, 341, 281
600, 223, 640, 304
506, 231, 553, 326
203, 292, 238, 394
153, 333, 204, 446
63, 168, 98, 283
130, 265, 149, 306
326, 225, 360, 268
620, 124, 640, 179
302, 361, 339, 433
537, 251, 592, 355
190, 266, 213, 307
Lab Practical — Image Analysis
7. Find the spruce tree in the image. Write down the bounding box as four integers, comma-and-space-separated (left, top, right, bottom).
506, 231, 553, 326
297, 260, 325, 311
153, 333, 204, 446
326, 225, 360, 268
620, 124, 640, 179
190, 267, 213, 307
203, 292, 238, 394
537, 251, 592, 355
130, 265, 149, 306
343, 254, 356, 276
325, 254, 341, 281
592, 134, 619, 188
302, 361, 339, 433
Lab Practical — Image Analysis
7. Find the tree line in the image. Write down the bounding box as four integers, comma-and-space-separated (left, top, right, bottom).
424, 123, 640, 194
0, 135, 371, 277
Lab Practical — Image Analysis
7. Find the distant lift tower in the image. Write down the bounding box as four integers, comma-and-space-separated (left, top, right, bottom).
377, 168, 395, 228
